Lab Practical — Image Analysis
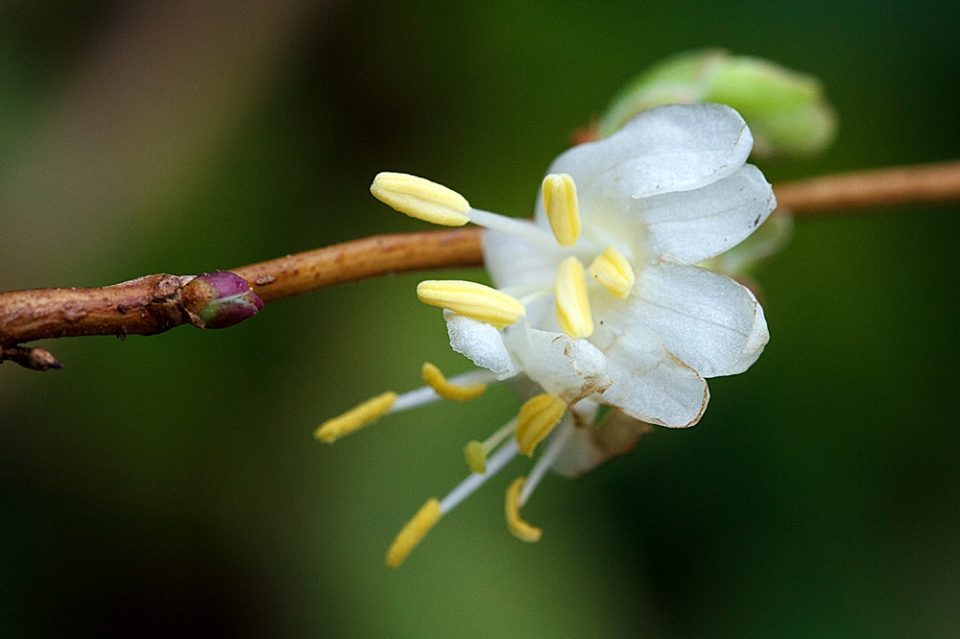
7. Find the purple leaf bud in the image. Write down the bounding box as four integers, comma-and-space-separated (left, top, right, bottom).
181, 271, 264, 329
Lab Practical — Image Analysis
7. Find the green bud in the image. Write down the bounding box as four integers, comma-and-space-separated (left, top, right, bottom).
599, 49, 838, 158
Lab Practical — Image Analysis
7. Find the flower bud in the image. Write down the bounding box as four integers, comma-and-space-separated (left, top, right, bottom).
181, 271, 264, 329
598, 49, 838, 157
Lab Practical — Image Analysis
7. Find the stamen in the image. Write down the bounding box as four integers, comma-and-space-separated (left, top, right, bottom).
542, 173, 580, 247
392, 369, 498, 413
515, 287, 554, 307
417, 280, 525, 329
385, 498, 443, 568
463, 418, 518, 474
519, 421, 574, 505
466, 208, 561, 250
387, 432, 525, 565
464, 441, 488, 474
515, 393, 567, 457
505, 477, 542, 542
588, 246, 635, 298
390, 385, 442, 413
439, 440, 519, 513
371, 173, 470, 226
315, 391, 398, 443
554, 256, 594, 339
421, 362, 487, 401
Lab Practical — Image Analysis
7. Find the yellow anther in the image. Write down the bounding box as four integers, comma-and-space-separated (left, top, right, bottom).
371, 172, 470, 226
515, 393, 566, 457
588, 246, 635, 299
554, 256, 594, 339
421, 362, 488, 401
417, 280, 525, 329
385, 498, 443, 568
505, 477, 542, 542
464, 440, 488, 474
314, 391, 397, 443
542, 173, 580, 247
464, 418, 517, 473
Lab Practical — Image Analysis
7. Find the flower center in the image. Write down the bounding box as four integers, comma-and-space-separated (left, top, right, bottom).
369, 171, 637, 339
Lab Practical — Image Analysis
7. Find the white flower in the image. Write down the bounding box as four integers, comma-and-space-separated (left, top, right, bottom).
317, 103, 775, 567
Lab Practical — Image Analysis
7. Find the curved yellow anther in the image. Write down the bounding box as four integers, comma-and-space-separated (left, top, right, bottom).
464, 440, 488, 474
371, 172, 470, 226
417, 280, 525, 329
505, 477, 542, 542
554, 256, 593, 339
422, 362, 488, 401
315, 391, 397, 443
515, 393, 566, 457
542, 173, 580, 247
385, 499, 443, 568
588, 246, 635, 299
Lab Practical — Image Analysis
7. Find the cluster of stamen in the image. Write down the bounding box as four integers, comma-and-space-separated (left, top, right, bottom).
369, 171, 634, 337
315, 170, 640, 567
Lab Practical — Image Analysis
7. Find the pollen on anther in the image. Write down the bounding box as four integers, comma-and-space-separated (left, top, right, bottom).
505, 477, 542, 542
371, 172, 470, 226
385, 498, 443, 568
542, 173, 580, 247
554, 256, 594, 339
417, 280, 525, 329
422, 362, 487, 401
588, 246, 635, 298
315, 391, 397, 443
515, 393, 566, 457
464, 440, 488, 474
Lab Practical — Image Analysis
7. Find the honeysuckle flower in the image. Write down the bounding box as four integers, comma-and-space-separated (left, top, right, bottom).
316, 103, 775, 567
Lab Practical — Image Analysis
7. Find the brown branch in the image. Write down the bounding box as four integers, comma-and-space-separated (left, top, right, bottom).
2, 161, 960, 370
233, 228, 483, 304
0, 274, 194, 347
0, 230, 483, 353
776, 160, 960, 214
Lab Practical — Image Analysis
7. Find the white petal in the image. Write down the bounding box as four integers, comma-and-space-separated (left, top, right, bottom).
593, 323, 709, 428
636, 164, 776, 263
550, 406, 653, 479
615, 263, 766, 378
504, 325, 611, 403
722, 289, 769, 376
481, 227, 559, 291
542, 104, 753, 206
444, 312, 517, 379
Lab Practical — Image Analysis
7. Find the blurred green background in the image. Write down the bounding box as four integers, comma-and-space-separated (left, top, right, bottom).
2, 0, 959, 637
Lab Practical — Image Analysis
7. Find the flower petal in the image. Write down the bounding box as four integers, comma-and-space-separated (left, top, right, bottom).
593, 323, 709, 428
550, 405, 653, 479
542, 104, 753, 206
481, 227, 561, 291
504, 325, 611, 403
722, 289, 769, 376
617, 263, 768, 378
636, 164, 776, 263
444, 312, 517, 379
